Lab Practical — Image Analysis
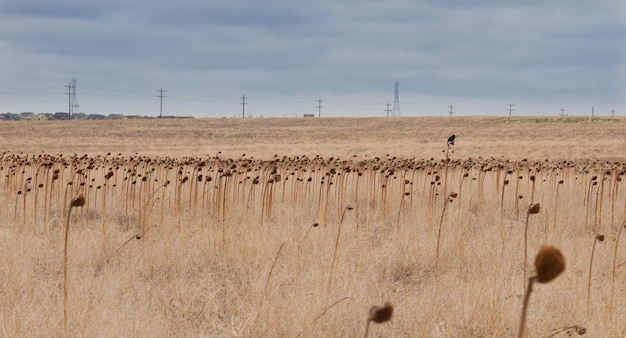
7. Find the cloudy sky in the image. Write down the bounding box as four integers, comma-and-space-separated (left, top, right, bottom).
0, 0, 624, 118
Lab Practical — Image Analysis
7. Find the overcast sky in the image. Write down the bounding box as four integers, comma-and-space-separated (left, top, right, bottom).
0, 0, 624, 118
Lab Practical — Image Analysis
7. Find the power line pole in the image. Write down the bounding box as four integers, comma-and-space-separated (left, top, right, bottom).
316, 97, 323, 118
560, 107, 566, 117
448, 104, 454, 117
507, 104, 515, 120
385, 101, 392, 117
157, 87, 166, 118
65, 81, 74, 120
611, 108, 616, 118
592, 105, 594, 117
240, 94, 247, 118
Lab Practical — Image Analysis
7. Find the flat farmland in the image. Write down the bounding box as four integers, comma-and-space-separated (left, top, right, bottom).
1, 116, 625, 337
0, 116, 623, 160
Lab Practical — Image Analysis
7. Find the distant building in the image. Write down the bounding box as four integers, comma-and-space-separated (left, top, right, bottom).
73, 112, 88, 120
87, 114, 106, 120
53, 112, 69, 120
303, 114, 315, 118
107, 114, 124, 120
20, 112, 37, 120
2, 113, 21, 120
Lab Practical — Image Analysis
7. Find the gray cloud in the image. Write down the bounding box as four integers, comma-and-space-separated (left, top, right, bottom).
0, 0, 623, 117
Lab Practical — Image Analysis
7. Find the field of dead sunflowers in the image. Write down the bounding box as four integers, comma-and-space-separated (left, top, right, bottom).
0, 116, 624, 336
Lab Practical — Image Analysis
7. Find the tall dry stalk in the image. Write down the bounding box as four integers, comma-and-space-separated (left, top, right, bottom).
585, 176, 597, 230
435, 191, 457, 272
553, 179, 563, 232
102, 170, 113, 235
456, 171, 468, 228
328, 205, 353, 289
515, 174, 522, 221
596, 171, 607, 233
523, 203, 541, 288
611, 174, 620, 228
609, 221, 626, 322
499, 171, 511, 230
587, 233, 604, 320
63, 193, 86, 333
517, 245, 565, 338
261, 242, 285, 304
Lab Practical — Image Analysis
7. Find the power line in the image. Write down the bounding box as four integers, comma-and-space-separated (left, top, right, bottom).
157, 87, 166, 118
507, 104, 515, 120
65, 81, 74, 120
316, 97, 323, 118
240, 94, 247, 118
385, 101, 392, 117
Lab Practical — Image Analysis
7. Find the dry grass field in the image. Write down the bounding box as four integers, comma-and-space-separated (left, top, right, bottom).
0, 116, 625, 337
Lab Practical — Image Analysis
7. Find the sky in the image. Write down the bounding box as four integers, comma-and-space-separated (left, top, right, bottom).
0, 0, 624, 118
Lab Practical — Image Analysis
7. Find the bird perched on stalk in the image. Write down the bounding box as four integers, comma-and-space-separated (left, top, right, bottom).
447, 134, 455, 146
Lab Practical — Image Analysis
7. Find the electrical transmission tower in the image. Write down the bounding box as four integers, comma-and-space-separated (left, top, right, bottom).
71, 79, 79, 119
240, 94, 247, 118
157, 87, 166, 118
392, 81, 401, 117
316, 98, 323, 117
65, 79, 79, 120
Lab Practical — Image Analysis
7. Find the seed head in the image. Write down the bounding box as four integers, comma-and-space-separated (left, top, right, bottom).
534, 245, 565, 283
369, 302, 394, 324
70, 193, 86, 207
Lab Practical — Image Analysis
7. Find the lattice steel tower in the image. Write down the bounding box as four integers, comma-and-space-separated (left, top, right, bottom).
70, 78, 79, 119
392, 81, 401, 117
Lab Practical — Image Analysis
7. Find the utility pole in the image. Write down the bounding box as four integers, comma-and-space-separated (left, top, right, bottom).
448, 104, 454, 117
592, 106, 595, 117
240, 94, 247, 118
385, 101, 392, 117
611, 109, 616, 118
157, 87, 166, 118
560, 107, 566, 117
65, 82, 74, 120
507, 104, 515, 120
316, 98, 323, 118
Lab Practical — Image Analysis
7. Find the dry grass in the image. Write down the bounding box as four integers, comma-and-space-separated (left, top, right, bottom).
0, 116, 623, 160
0, 116, 625, 337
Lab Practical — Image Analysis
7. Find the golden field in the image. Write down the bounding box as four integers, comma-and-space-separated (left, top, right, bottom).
0, 116, 625, 337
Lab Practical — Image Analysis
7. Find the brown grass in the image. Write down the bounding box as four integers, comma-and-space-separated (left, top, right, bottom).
0, 116, 624, 336
0, 116, 623, 160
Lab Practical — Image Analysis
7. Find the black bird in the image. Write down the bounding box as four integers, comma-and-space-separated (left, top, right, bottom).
447, 134, 455, 145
